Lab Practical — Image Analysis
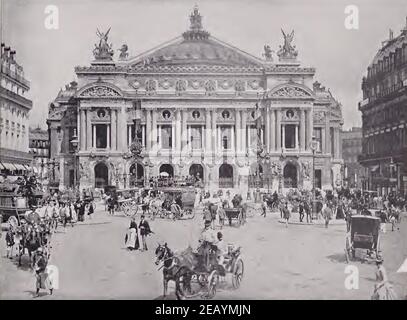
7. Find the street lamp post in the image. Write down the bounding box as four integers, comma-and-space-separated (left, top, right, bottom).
70, 131, 79, 191
309, 136, 318, 217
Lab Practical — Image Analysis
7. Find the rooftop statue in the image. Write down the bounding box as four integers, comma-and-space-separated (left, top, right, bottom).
263, 44, 274, 61
277, 29, 298, 60
118, 44, 129, 60
93, 27, 114, 60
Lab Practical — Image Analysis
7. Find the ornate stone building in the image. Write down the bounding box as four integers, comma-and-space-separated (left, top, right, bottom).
48, 7, 343, 193
359, 18, 407, 195
0, 43, 32, 176
29, 127, 50, 183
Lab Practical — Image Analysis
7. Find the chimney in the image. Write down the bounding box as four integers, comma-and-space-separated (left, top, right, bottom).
1, 43, 5, 56
4, 46, 10, 58
389, 29, 394, 40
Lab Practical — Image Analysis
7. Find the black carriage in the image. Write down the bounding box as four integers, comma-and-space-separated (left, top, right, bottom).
224, 208, 244, 227
345, 215, 381, 263
154, 187, 196, 220
174, 244, 244, 300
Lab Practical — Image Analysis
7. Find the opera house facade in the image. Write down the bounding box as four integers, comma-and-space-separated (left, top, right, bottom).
47, 7, 343, 194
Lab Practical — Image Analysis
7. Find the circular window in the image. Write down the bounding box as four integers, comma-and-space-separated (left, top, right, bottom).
286, 110, 294, 119
192, 110, 200, 119
222, 110, 230, 119
162, 110, 171, 119
97, 109, 106, 118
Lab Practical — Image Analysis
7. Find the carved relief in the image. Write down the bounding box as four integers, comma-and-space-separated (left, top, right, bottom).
270, 161, 281, 176
269, 86, 311, 98
175, 79, 187, 94
282, 109, 299, 121
313, 111, 325, 123
129, 79, 142, 89
159, 78, 173, 90
145, 80, 157, 94
80, 86, 121, 97
189, 79, 202, 89
79, 159, 90, 180
248, 80, 261, 90
234, 80, 245, 92
219, 79, 232, 90
204, 80, 216, 95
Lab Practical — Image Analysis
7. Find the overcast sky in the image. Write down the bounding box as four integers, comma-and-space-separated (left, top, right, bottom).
2, 0, 406, 130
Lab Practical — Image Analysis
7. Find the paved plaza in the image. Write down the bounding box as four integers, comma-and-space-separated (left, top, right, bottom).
1, 205, 406, 300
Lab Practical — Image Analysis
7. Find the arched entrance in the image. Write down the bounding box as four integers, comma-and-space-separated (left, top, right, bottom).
219, 163, 233, 188
94, 162, 109, 188
283, 163, 297, 188
159, 164, 174, 177
129, 163, 144, 187
189, 164, 204, 184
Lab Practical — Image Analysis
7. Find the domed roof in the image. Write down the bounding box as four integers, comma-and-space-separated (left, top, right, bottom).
128, 6, 262, 68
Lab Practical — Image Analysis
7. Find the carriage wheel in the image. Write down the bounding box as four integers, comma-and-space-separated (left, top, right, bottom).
122, 203, 131, 216
175, 267, 190, 300
206, 270, 219, 299
232, 258, 244, 289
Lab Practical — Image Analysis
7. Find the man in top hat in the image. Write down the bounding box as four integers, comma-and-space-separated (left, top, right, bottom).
139, 215, 152, 251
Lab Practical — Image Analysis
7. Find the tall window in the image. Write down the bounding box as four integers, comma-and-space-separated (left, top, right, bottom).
161, 125, 172, 149
220, 126, 232, 150
68, 127, 75, 152
284, 125, 296, 149
190, 126, 202, 150
95, 124, 108, 149
313, 128, 322, 153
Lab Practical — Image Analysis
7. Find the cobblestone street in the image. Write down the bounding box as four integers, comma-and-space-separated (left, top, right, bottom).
1, 205, 406, 300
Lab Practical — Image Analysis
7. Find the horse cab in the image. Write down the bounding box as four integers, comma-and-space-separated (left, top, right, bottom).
345, 215, 381, 263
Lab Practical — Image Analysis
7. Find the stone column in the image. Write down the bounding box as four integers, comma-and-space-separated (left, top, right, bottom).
205, 109, 211, 153
86, 109, 92, 150
300, 109, 306, 151
276, 110, 281, 150
120, 106, 127, 152
335, 127, 340, 159
146, 110, 151, 152
176, 110, 182, 153
231, 125, 235, 151
211, 110, 216, 153
107, 125, 110, 149
80, 110, 86, 151
295, 125, 299, 150
241, 109, 247, 153
265, 107, 270, 153
111, 109, 117, 150
270, 109, 275, 151
321, 126, 326, 154
325, 116, 330, 155
127, 125, 131, 147
307, 109, 313, 151
142, 125, 145, 148
235, 110, 241, 153
92, 125, 96, 149
282, 124, 286, 151
152, 110, 157, 151
171, 118, 176, 153
182, 109, 188, 152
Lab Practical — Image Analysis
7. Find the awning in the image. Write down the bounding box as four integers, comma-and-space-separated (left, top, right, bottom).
1, 162, 17, 171
22, 164, 30, 171
0, 162, 6, 170
14, 164, 26, 170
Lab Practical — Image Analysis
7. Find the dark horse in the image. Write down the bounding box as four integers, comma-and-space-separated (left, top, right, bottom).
155, 243, 219, 300
18, 226, 49, 267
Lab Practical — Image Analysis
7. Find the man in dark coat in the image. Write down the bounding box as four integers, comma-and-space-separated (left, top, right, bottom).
139, 215, 152, 251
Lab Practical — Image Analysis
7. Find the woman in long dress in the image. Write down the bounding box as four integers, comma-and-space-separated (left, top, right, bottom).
125, 217, 140, 251
371, 257, 398, 300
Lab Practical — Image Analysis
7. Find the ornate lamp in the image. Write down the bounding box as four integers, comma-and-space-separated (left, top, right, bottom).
70, 132, 79, 189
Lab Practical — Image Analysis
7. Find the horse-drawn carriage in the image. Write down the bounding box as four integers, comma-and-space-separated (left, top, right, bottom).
150, 187, 196, 220
224, 208, 244, 227
345, 215, 381, 263
155, 242, 244, 300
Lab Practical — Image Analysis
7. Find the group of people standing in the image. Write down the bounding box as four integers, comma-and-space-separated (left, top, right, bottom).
125, 215, 153, 251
